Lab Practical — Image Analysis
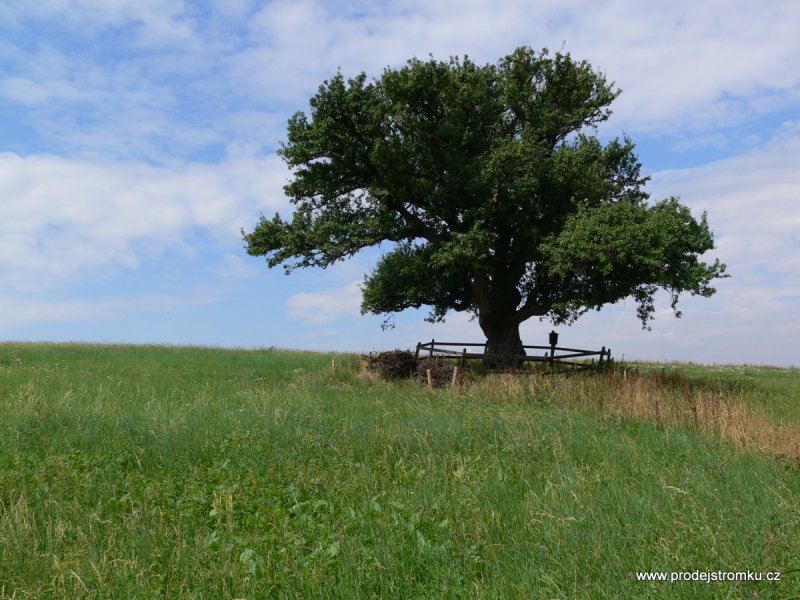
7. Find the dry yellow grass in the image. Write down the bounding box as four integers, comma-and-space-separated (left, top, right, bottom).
465, 369, 800, 459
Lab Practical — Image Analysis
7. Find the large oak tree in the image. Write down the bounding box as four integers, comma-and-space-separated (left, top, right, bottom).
244, 47, 726, 361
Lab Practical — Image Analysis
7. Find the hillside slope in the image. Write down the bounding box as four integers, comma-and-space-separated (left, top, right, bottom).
1, 344, 798, 598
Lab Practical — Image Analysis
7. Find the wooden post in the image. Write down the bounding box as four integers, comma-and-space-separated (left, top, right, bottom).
426, 369, 432, 388
331, 358, 335, 372
461, 348, 467, 368
599, 346, 606, 366
415, 342, 421, 360
429, 339, 435, 358
451, 366, 459, 388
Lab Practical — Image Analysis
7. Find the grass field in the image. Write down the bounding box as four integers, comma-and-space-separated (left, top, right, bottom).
0, 343, 798, 598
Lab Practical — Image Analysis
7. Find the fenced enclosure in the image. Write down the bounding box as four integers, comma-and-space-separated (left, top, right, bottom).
415, 335, 612, 372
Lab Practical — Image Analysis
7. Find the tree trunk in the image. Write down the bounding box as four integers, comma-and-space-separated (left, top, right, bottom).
481, 319, 525, 368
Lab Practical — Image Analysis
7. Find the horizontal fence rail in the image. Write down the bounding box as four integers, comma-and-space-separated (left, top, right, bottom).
414, 339, 612, 370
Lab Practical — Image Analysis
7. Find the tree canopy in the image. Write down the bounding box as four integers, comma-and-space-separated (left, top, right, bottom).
244, 47, 726, 359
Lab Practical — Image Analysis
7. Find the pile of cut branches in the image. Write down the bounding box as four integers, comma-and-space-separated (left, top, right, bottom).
363, 349, 417, 380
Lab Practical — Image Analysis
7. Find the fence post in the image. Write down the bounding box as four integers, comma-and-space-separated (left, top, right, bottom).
426, 369, 432, 388
415, 342, 421, 360
451, 366, 459, 388
461, 347, 467, 368
429, 339, 435, 358
599, 346, 606, 366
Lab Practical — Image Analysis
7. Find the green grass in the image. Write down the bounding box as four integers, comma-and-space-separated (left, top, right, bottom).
0, 343, 798, 598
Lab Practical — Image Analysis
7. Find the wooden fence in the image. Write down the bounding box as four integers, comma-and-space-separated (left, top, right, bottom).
414, 339, 612, 370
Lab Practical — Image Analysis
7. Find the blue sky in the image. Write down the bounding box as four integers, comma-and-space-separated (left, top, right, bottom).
1, 0, 798, 365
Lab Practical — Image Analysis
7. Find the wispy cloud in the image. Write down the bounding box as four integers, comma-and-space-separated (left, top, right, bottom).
650, 126, 800, 279
4, 0, 800, 161
287, 281, 362, 324
0, 152, 290, 293
234, 0, 800, 134
1, 0, 195, 45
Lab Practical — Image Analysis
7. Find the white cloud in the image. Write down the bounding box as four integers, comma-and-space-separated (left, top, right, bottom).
286, 281, 362, 324
232, 0, 800, 135
5, 0, 800, 162
561, 1, 800, 132
649, 128, 800, 279
0, 152, 290, 293
4, 0, 195, 46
